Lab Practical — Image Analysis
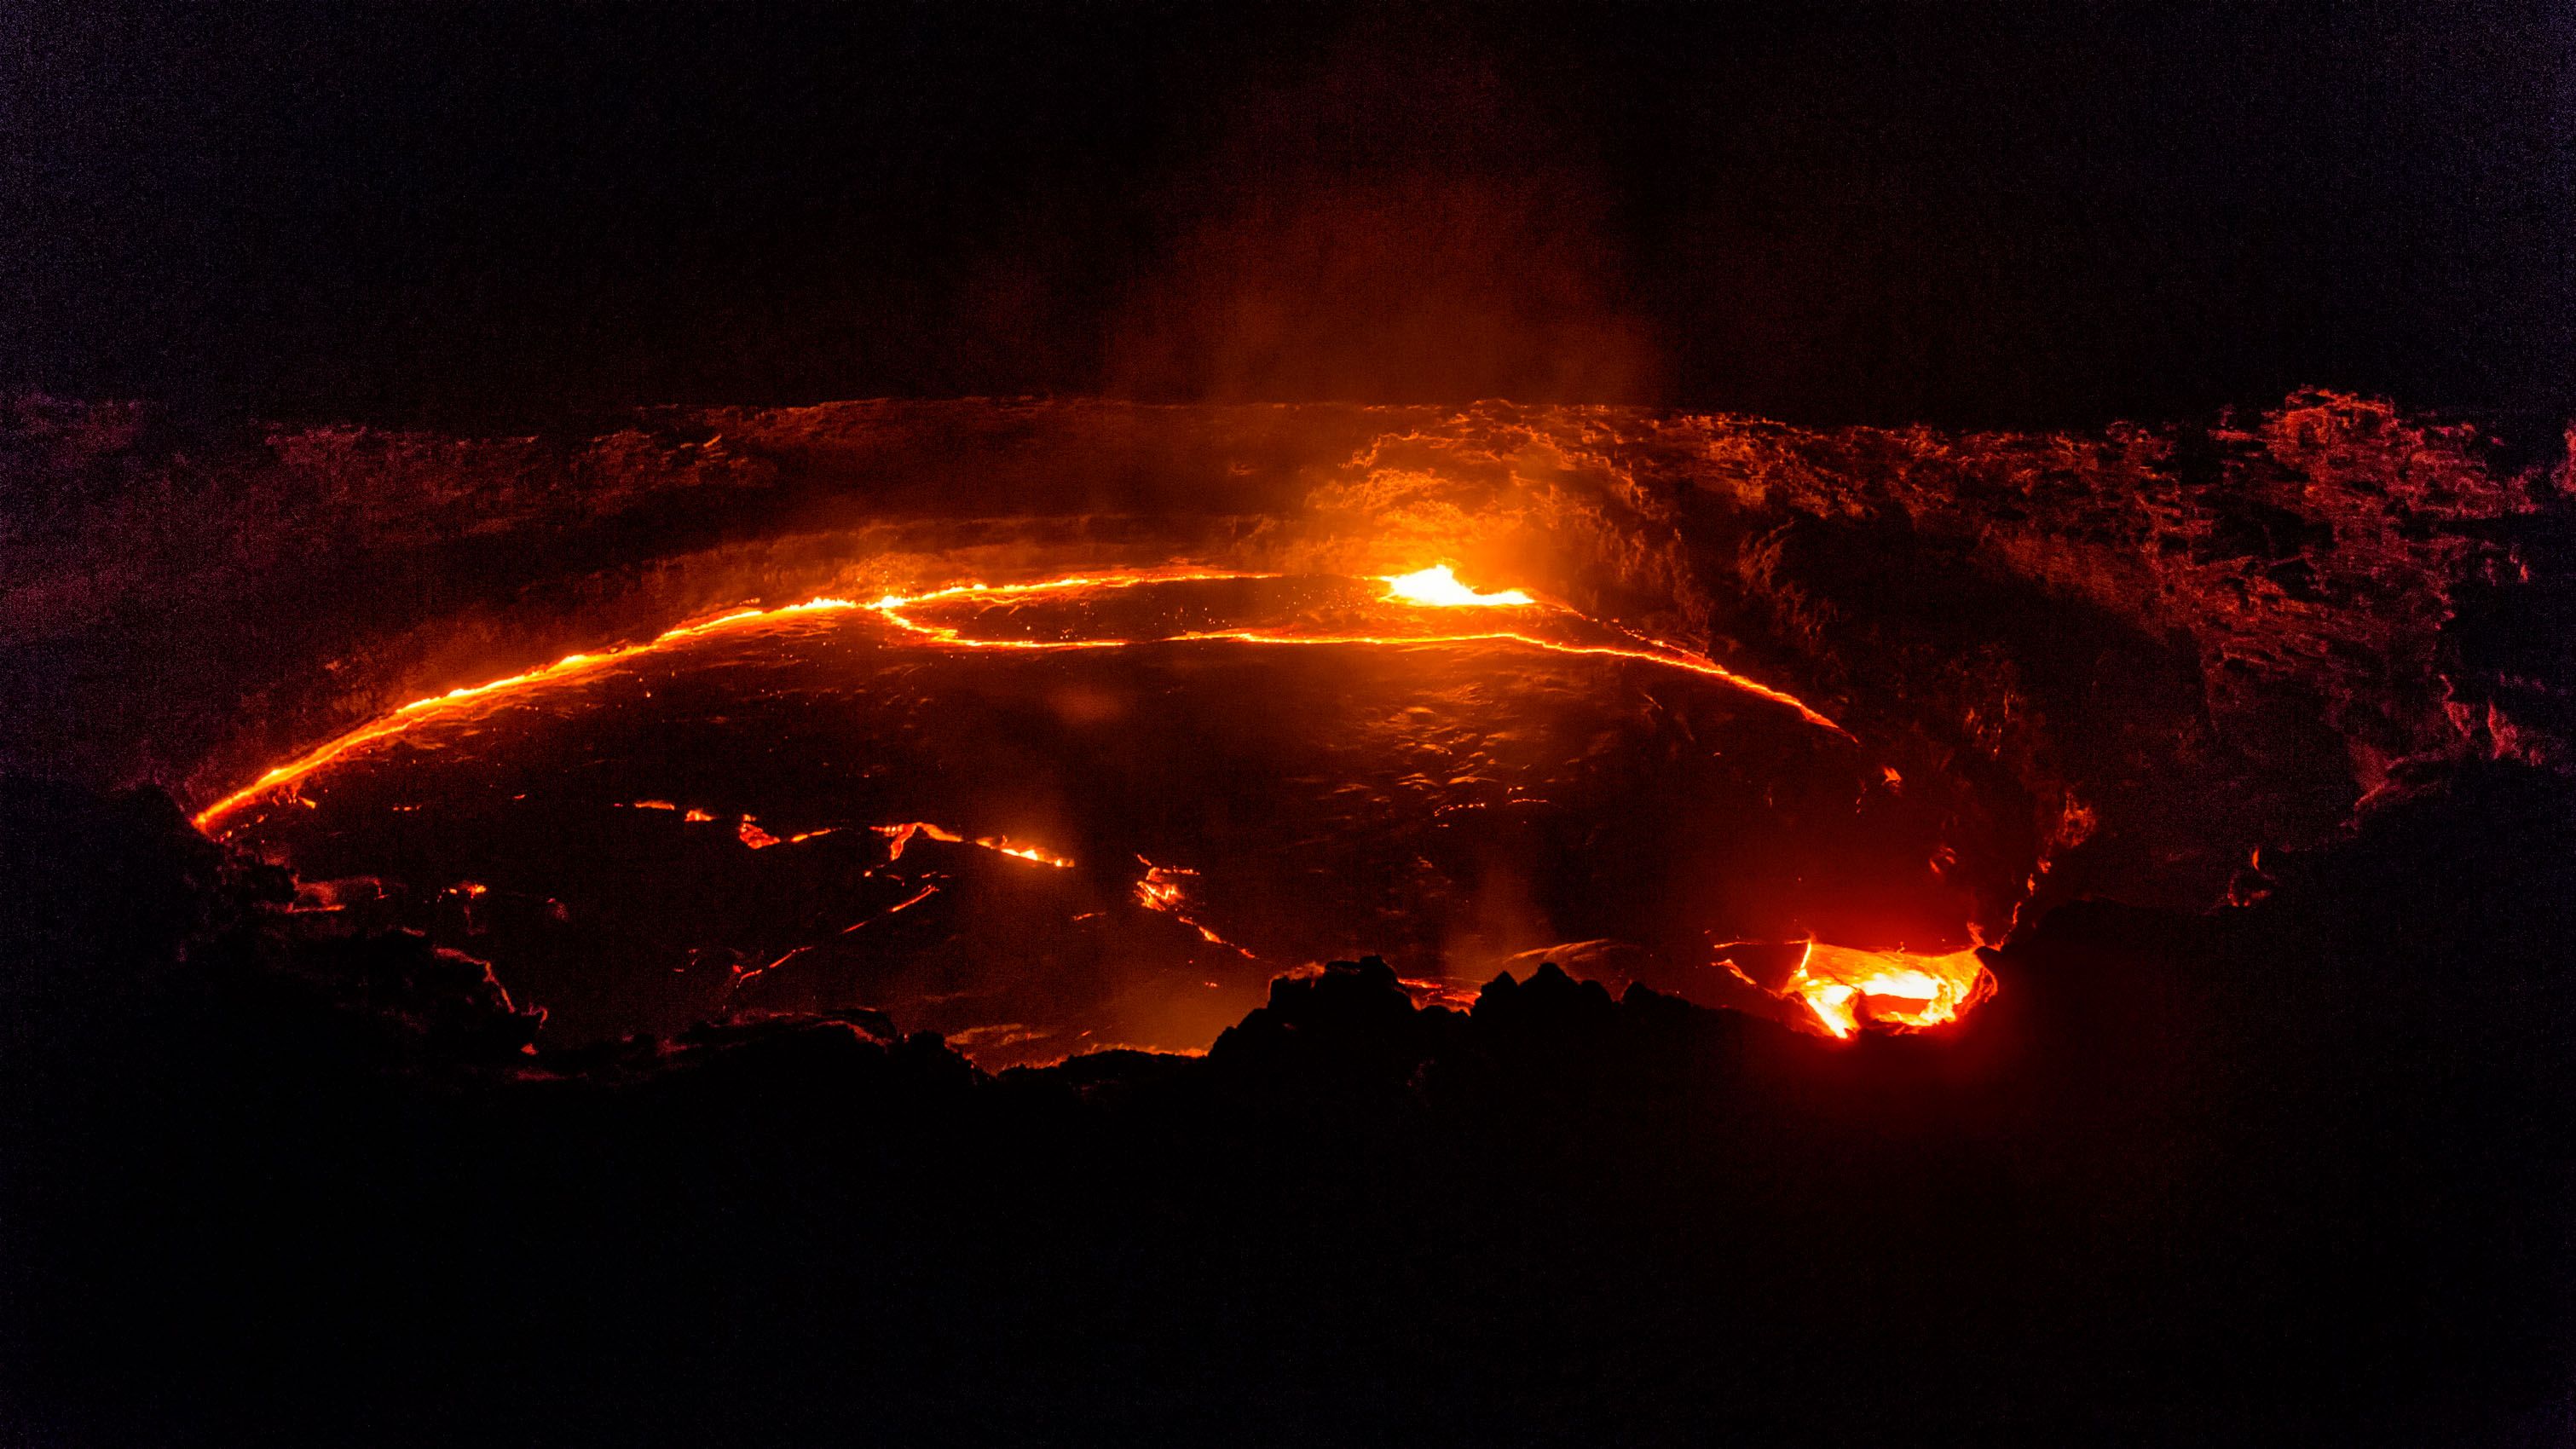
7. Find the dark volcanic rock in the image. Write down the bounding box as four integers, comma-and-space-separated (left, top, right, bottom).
4, 387, 2573, 1444
5, 766, 2573, 1446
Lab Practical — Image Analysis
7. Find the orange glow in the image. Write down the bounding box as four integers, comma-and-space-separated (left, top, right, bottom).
1133, 857, 1256, 957
1162, 626, 1849, 736
193, 567, 1849, 829
193, 596, 861, 828
987, 840, 1077, 869
873, 821, 1072, 869
180, 559, 2030, 1053
838, 884, 940, 934
874, 821, 965, 859
861, 568, 1271, 651
1379, 563, 1534, 608
1135, 868, 1187, 912
1747, 941, 1996, 1039
859, 572, 1840, 730
1396, 976, 1484, 1011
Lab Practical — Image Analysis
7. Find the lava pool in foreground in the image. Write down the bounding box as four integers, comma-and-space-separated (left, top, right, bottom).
201, 568, 2001, 1065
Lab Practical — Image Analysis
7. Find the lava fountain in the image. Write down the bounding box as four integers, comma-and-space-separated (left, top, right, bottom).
197, 563, 1999, 1064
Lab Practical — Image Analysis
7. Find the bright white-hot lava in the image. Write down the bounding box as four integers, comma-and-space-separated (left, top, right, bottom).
1729, 941, 1996, 1039
1379, 563, 1535, 608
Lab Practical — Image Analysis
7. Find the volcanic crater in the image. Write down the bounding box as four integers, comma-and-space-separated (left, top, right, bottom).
18, 391, 2551, 1066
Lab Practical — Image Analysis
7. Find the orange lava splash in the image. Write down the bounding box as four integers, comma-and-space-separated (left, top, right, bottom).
1744, 941, 1996, 1039
1379, 563, 1534, 608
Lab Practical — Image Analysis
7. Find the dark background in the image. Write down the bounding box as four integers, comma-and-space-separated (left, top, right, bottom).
3, 0, 2569, 430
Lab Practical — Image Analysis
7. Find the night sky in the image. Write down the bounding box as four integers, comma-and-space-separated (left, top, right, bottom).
3, 0, 2569, 428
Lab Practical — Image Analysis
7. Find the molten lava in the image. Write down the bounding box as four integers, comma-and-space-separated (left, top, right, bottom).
193, 596, 865, 828
1736, 941, 1996, 1039
1134, 857, 1256, 958
1379, 563, 1535, 608
875, 822, 1074, 869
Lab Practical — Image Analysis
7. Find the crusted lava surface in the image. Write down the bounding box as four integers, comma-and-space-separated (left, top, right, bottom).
3, 765, 2573, 1446
193, 569, 1982, 1063
4, 393, 2573, 1444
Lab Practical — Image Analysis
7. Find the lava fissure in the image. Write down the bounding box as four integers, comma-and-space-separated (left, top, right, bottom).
193, 596, 866, 828
874, 821, 1075, 869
